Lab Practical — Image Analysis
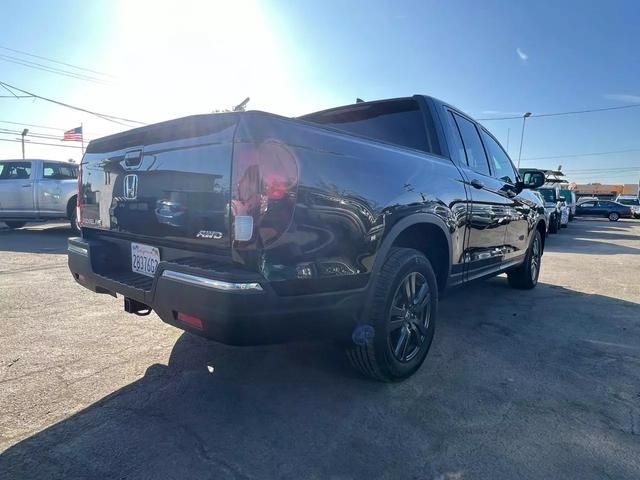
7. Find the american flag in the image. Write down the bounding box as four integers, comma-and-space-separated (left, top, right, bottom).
63, 126, 83, 141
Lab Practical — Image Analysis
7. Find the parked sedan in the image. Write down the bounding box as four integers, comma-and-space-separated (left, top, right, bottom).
574, 200, 632, 221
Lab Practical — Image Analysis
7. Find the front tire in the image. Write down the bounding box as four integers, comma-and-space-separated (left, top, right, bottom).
507, 230, 542, 290
4, 221, 27, 229
347, 248, 438, 382
608, 212, 620, 222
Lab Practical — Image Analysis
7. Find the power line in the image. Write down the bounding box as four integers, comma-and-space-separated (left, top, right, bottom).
478, 103, 640, 121
0, 80, 146, 127
0, 137, 82, 149
0, 82, 20, 98
521, 148, 640, 161
0, 45, 114, 78
565, 168, 638, 174
0, 128, 62, 141
0, 128, 94, 142
0, 119, 67, 131
0, 54, 112, 85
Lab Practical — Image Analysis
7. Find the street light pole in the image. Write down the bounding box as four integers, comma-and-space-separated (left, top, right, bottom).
517, 112, 531, 168
21, 128, 29, 160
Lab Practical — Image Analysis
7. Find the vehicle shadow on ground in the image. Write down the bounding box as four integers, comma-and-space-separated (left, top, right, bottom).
0, 224, 72, 254
2, 280, 639, 479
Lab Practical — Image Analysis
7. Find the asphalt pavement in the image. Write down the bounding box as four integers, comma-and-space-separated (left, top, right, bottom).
0, 219, 639, 479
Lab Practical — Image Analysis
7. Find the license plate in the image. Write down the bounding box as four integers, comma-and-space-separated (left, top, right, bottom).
131, 242, 160, 277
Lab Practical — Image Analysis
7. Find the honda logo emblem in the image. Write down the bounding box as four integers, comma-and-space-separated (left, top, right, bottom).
123, 174, 138, 200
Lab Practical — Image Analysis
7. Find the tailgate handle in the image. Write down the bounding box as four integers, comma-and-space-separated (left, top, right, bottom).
123, 150, 143, 169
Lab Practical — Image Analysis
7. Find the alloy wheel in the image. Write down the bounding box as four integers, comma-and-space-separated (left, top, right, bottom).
388, 272, 431, 363
530, 236, 541, 282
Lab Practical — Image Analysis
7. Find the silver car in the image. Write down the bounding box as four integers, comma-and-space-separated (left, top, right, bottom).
0, 159, 79, 231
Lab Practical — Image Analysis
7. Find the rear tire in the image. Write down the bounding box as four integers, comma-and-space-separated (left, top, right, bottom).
608, 212, 620, 222
4, 221, 27, 229
69, 208, 80, 233
507, 230, 542, 290
347, 247, 438, 382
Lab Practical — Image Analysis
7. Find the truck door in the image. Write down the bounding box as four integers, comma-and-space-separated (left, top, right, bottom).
0, 161, 35, 216
448, 112, 511, 280
37, 161, 77, 216
479, 128, 531, 266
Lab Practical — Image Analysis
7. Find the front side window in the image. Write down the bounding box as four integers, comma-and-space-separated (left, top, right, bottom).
481, 130, 517, 184
0, 161, 32, 180
43, 162, 78, 180
451, 113, 490, 176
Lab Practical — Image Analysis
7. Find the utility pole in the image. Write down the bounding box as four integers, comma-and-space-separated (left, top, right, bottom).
517, 112, 532, 168
506, 128, 510, 154
21, 128, 29, 160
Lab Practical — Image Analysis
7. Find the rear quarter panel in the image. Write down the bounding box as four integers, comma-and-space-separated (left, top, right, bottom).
234, 112, 468, 293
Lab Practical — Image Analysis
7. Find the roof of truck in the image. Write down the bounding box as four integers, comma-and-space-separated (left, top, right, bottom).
1, 158, 76, 164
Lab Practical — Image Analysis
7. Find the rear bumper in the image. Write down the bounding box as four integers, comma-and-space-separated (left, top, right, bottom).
67, 237, 364, 345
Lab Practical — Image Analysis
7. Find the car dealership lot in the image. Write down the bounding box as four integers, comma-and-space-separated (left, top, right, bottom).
1, 220, 639, 479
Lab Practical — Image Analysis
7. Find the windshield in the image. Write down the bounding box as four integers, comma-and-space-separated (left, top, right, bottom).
618, 198, 639, 206
538, 188, 557, 203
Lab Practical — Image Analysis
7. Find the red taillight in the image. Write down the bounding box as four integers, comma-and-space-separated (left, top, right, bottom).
176, 312, 204, 330
231, 141, 298, 246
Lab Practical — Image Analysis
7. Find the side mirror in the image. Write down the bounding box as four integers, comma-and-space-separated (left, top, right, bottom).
519, 170, 545, 190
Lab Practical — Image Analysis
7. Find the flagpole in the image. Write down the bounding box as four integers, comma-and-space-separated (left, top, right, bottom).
80, 122, 84, 156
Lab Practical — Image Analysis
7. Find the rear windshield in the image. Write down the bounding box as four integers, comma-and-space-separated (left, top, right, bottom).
618, 198, 639, 205
301, 99, 433, 153
539, 188, 557, 202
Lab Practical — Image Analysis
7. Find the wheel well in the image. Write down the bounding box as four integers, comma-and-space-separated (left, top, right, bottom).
391, 223, 450, 292
536, 220, 546, 252
66, 195, 77, 219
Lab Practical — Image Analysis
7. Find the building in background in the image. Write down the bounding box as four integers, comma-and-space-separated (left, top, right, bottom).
621, 183, 640, 196
572, 183, 639, 200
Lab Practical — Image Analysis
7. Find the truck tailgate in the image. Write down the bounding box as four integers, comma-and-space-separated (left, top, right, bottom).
79, 114, 239, 254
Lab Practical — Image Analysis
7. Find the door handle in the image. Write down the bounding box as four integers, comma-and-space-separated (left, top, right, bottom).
470, 179, 484, 190
21, 183, 32, 188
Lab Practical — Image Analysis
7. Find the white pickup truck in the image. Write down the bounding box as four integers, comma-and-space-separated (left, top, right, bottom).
0, 159, 79, 231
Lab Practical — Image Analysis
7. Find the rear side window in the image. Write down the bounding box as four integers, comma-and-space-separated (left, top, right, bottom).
579, 201, 595, 207
301, 99, 433, 153
451, 113, 490, 176
43, 162, 78, 180
0, 161, 32, 180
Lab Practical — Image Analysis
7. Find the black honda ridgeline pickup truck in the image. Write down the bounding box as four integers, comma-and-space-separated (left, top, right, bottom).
68, 95, 546, 381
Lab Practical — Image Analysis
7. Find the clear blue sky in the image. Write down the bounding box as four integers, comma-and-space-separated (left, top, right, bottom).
1, 0, 639, 184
